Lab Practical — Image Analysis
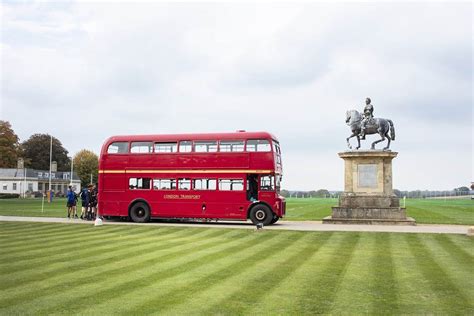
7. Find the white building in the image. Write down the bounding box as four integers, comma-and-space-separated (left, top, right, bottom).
0, 168, 82, 197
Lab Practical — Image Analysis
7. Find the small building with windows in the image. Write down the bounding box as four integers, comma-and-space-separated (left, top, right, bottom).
0, 168, 81, 197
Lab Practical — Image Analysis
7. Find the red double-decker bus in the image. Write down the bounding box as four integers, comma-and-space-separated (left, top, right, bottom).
98, 131, 285, 225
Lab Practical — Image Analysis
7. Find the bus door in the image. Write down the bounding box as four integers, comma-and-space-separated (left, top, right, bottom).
247, 174, 258, 201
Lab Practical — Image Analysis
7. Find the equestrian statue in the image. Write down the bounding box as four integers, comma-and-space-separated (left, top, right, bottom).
345, 98, 395, 151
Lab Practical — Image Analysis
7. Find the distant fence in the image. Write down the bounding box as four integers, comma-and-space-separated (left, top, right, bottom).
285, 190, 473, 200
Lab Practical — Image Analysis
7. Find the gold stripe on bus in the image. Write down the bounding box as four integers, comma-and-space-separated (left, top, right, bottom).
99, 169, 272, 174
99, 170, 126, 174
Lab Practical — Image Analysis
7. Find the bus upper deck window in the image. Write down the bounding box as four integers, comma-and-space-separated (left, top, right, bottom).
179, 141, 192, 152
131, 142, 153, 153
107, 142, 129, 154
154, 142, 177, 153
220, 140, 244, 152
195, 141, 218, 152
247, 139, 271, 152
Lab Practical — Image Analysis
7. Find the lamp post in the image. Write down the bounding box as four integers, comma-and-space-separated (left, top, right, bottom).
69, 156, 74, 186
49, 135, 52, 202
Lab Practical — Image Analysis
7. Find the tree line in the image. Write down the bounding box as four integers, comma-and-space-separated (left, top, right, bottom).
0, 120, 98, 187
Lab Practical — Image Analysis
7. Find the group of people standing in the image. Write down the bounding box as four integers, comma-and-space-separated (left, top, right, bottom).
66, 184, 98, 220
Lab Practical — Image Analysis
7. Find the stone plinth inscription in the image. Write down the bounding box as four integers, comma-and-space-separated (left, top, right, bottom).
358, 164, 377, 188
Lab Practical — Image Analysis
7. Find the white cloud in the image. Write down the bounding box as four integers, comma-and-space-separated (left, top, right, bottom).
1, 1, 472, 191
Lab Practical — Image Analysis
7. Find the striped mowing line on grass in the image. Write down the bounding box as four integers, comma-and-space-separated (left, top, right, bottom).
289, 233, 360, 315
370, 233, 399, 314
1, 229, 243, 314
431, 234, 474, 268
1, 225, 129, 257
1, 227, 149, 272
405, 234, 472, 313
314, 232, 376, 315
1, 223, 174, 261
0, 222, 127, 248
158, 232, 335, 315
1, 226, 184, 288
1, 222, 473, 315
0, 228, 229, 311
125, 232, 315, 315
50, 230, 282, 315
418, 234, 474, 307
201, 232, 338, 316
0, 222, 82, 244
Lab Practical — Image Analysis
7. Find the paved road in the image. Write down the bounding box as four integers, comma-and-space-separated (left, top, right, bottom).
0, 215, 471, 235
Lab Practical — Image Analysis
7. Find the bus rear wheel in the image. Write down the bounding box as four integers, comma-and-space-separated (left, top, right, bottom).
249, 204, 273, 226
130, 202, 151, 223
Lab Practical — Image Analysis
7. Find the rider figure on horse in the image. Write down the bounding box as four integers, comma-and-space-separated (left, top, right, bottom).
360, 97, 374, 140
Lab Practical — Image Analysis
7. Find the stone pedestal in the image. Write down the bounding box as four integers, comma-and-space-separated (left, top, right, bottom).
323, 151, 415, 225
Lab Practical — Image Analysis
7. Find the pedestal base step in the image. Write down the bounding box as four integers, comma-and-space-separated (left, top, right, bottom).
322, 216, 416, 226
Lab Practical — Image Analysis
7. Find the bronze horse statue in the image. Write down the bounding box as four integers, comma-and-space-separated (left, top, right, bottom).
345, 110, 395, 150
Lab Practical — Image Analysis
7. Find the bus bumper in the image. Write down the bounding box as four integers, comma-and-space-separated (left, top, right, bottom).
275, 196, 286, 218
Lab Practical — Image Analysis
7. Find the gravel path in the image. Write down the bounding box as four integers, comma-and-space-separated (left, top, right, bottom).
0, 215, 471, 235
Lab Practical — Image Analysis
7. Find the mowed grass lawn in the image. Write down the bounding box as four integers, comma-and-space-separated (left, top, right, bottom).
0, 197, 473, 225
285, 198, 474, 225
0, 222, 472, 315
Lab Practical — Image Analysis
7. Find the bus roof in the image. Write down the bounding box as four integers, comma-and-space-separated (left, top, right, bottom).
103, 131, 279, 145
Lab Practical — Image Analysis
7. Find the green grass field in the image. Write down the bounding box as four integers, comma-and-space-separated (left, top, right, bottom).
285, 198, 473, 225
0, 197, 472, 224
0, 222, 472, 315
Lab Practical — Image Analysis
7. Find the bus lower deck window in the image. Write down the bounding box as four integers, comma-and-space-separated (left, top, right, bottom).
260, 176, 275, 191
219, 179, 244, 191
153, 179, 176, 190
193, 179, 217, 190
260, 175, 275, 191
178, 178, 191, 190
129, 178, 151, 190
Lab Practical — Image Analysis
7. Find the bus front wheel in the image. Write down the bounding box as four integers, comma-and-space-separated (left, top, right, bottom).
270, 215, 279, 224
130, 202, 151, 223
249, 204, 273, 226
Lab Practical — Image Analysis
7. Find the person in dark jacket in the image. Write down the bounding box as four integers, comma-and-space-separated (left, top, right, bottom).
79, 187, 90, 220
66, 186, 76, 218
87, 184, 97, 220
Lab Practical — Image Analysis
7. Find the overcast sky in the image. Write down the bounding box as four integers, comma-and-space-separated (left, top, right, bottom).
1, 1, 472, 191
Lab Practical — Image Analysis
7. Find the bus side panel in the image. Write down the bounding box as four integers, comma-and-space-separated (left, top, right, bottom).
248, 152, 275, 170
150, 190, 203, 218
191, 153, 249, 169
207, 191, 248, 219
99, 174, 126, 216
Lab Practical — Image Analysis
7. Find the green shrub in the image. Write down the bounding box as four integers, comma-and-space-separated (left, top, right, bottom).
0, 193, 20, 199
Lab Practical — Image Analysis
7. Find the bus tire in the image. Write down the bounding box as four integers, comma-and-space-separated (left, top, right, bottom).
130, 202, 151, 223
270, 215, 279, 224
249, 204, 273, 226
